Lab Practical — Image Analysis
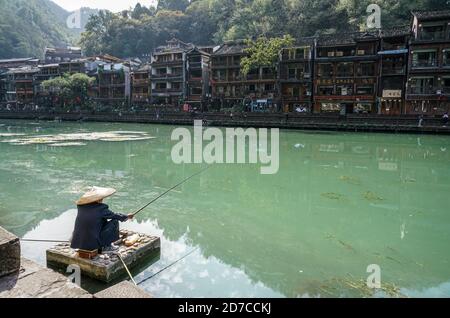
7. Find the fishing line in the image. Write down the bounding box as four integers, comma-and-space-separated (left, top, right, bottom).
136, 247, 199, 286
132, 165, 211, 216
115, 252, 137, 285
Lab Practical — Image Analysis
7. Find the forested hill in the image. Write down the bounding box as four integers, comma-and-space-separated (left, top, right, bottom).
1, 0, 449, 59
80, 0, 449, 58
0, 0, 75, 58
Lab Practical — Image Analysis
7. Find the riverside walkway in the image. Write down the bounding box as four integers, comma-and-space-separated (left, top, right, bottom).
1, 111, 450, 134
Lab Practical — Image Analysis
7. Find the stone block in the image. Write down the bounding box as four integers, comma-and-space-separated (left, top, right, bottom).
0, 226, 20, 278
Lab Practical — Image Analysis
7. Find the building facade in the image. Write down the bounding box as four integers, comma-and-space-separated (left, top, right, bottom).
314, 32, 380, 114
150, 39, 193, 106
185, 48, 211, 110
131, 64, 151, 104
211, 41, 278, 111
44, 47, 83, 64
406, 11, 450, 114
279, 39, 314, 112
378, 26, 411, 115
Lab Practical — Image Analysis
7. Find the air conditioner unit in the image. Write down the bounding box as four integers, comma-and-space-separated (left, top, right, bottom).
336, 52, 344, 57
328, 52, 335, 57
357, 50, 365, 56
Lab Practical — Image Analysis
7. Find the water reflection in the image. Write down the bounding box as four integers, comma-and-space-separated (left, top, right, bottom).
1, 120, 450, 297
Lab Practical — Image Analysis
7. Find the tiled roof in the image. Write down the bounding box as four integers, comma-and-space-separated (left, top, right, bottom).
213, 41, 248, 55
412, 10, 450, 20
317, 31, 379, 46
381, 25, 411, 38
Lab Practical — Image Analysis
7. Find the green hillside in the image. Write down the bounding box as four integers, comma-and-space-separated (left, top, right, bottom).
0, 0, 74, 59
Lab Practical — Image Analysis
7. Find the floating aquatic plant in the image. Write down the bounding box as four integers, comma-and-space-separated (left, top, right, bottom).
363, 191, 383, 202
321, 192, 344, 200
339, 175, 362, 185
1, 131, 156, 146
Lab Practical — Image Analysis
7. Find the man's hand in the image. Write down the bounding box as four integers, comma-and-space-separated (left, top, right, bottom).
127, 214, 134, 220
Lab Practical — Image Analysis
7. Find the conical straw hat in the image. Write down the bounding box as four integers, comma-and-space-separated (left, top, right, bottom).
76, 186, 116, 206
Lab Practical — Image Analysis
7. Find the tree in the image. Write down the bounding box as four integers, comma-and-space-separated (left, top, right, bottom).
157, 0, 190, 12
42, 73, 95, 108
240, 35, 294, 75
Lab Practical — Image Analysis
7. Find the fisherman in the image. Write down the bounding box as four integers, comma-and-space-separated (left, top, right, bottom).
71, 187, 134, 253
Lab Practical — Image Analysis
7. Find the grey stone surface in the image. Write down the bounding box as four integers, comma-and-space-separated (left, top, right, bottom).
0, 226, 21, 278
0, 258, 92, 298
47, 230, 160, 282
94, 281, 152, 298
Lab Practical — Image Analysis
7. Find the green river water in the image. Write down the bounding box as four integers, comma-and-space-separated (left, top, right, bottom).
0, 119, 449, 298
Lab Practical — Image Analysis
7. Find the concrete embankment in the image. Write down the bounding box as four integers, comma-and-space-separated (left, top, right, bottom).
1, 111, 450, 134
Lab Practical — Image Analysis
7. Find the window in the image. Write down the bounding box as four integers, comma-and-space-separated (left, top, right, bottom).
318, 64, 333, 78
412, 50, 437, 67
155, 82, 166, 90
443, 77, 450, 94
419, 24, 444, 40
444, 49, 450, 66
156, 68, 167, 75
318, 86, 334, 95
409, 77, 435, 94
357, 63, 375, 76
337, 63, 353, 77
288, 68, 296, 79
264, 84, 274, 91
191, 87, 202, 95
248, 84, 256, 92
190, 69, 202, 78
190, 56, 201, 63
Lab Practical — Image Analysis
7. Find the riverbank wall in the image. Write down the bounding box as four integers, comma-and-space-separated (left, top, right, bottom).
1, 111, 450, 134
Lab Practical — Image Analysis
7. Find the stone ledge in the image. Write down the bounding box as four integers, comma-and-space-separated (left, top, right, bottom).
94, 281, 152, 298
0, 258, 92, 298
0, 227, 21, 278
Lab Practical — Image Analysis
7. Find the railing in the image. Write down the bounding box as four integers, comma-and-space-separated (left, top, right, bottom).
412, 60, 437, 68
408, 87, 437, 95
381, 67, 405, 75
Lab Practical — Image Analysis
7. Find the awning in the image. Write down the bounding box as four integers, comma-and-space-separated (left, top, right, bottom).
378, 49, 408, 55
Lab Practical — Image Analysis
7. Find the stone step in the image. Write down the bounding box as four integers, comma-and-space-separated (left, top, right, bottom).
94, 281, 152, 298
0, 258, 91, 298
0, 226, 20, 278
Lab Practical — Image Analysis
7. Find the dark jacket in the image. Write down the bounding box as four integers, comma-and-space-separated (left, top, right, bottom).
70, 203, 128, 251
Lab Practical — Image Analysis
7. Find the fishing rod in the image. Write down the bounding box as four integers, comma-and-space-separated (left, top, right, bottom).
137, 247, 199, 286
20, 238, 70, 243
132, 165, 211, 217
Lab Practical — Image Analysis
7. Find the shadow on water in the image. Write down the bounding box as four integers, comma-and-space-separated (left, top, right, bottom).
48, 250, 161, 294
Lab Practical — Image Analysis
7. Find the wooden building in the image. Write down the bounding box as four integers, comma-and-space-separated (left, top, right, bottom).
279, 38, 314, 112
44, 47, 82, 64
211, 41, 278, 111
185, 47, 211, 110
4, 67, 40, 104
131, 64, 151, 104
313, 32, 380, 114
378, 26, 411, 115
33, 64, 60, 105
406, 10, 450, 114
150, 39, 193, 106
